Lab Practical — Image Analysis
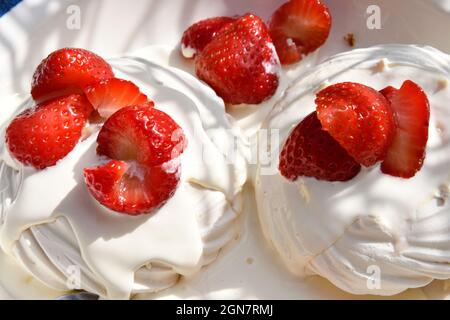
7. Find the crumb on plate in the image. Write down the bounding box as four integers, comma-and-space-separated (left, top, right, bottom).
344, 33, 355, 47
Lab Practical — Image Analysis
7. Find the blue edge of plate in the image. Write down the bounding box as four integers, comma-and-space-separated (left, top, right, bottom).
0, 0, 21, 18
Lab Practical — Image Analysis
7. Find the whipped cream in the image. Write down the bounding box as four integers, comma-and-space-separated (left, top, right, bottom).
0, 47, 247, 299
181, 44, 197, 59
256, 45, 450, 295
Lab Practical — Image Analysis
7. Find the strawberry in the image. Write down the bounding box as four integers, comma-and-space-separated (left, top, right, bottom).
85, 104, 186, 215
181, 16, 237, 58
316, 82, 396, 167
6, 94, 93, 169
31, 48, 114, 102
84, 78, 149, 118
269, 0, 332, 65
96, 104, 187, 167
279, 112, 361, 182
380, 81, 430, 178
84, 159, 180, 215
195, 14, 280, 105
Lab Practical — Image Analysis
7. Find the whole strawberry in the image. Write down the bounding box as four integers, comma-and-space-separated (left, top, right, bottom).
195, 14, 280, 105
31, 48, 114, 102
6, 94, 93, 169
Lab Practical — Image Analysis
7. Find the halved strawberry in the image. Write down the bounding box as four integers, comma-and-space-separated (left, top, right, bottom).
97, 104, 187, 167
85, 104, 186, 215
6, 94, 93, 169
84, 159, 180, 215
380, 81, 430, 178
181, 16, 237, 58
195, 14, 280, 105
269, 0, 332, 65
84, 78, 149, 118
31, 48, 114, 102
279, 112, 361, 182
316, 82, 396, 167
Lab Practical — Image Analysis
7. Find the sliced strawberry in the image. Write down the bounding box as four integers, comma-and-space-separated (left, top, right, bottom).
279, 112, 361, 182
269, 0, 332, 65
85, 104, 186, 215
316, 82, 396, 167
181, 16, 237, 58
195, 14, 280, 105
84, 78, 149, 118
6, 94, 93, 169
380, 81, 430, 178
97, 104, 187, 167
31, 48, 114, 102
84, 159, 180, 215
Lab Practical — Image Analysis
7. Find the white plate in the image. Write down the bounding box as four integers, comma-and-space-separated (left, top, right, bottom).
1, 0, 450, 300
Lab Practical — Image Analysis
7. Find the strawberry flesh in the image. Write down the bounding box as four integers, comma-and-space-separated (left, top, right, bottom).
86, 104, 187, 215
97, 104, 186, 167
84, 159, 181, 215
269, 0, 332, 65
380, 80, 430, 178
84, 78, 149, 118
181, 16, 237, 58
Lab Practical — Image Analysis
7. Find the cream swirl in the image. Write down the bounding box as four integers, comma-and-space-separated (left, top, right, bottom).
256, 45, 450, 295
0, 46, 247, 299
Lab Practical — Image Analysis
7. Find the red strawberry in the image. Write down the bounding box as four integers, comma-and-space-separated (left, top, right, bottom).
380, 81, 430, 178
31, 48, 114, 102
279, 112, 361, 182
6, 94, 93, 169
96, 104, 187, 167
195, 14, 280, 105
84, 159, 180, 215
269, 0, 332, 65
85, 104, 186, 215
84, 78, 149, 118
316, 82, 396, 167
181, 16, 237, 58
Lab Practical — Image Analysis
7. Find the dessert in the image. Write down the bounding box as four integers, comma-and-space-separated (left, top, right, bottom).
256, 45, 450, 295
3, 0, 448, 301
0, 47, 247, 299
